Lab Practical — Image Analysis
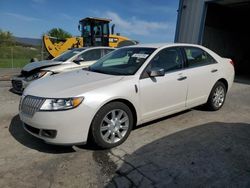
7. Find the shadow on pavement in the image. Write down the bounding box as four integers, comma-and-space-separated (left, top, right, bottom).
134, 110, 191, 130
107, 122, 250, 187
9, 115, 76, 154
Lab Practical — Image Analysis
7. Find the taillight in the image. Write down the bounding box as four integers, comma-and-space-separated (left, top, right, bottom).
229, 60, 234, 66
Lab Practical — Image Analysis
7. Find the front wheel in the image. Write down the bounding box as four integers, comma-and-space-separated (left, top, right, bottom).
90, 102, 133, 149
206, 81, 227, 111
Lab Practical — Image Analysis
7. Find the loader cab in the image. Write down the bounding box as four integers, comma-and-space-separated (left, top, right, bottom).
79, 17, 111, 47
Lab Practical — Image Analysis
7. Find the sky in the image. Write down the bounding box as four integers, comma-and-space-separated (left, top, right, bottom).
0, 0, 179, 43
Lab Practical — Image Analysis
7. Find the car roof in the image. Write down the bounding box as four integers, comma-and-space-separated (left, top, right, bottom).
70, 46, 114, 51
127, 43, 205, 49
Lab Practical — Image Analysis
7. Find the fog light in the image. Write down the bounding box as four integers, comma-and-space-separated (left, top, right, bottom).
41, 129, 57, 138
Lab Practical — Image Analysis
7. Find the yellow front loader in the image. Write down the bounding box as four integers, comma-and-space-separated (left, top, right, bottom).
43, 17, 138, 58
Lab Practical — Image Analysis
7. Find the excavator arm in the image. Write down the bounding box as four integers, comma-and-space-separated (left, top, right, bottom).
43, 35, 83, 58
43, 17, 138, 58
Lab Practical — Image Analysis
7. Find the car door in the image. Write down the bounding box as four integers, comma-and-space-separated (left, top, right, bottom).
183, 47, 219, 107
139, 47, 188, 122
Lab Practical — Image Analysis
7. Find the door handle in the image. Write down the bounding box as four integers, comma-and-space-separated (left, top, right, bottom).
211, 69, 218, 73
178, 76, 187, 81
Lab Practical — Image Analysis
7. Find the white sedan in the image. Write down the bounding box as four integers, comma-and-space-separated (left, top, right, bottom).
12, 47, 114, 93
19, 43, 235, 148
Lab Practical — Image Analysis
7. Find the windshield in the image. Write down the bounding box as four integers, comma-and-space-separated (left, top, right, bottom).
89, 47, 156, 75
53, 48, 86, 62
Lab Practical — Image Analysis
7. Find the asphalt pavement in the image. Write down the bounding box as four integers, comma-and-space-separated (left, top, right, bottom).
0, 74, 249, 187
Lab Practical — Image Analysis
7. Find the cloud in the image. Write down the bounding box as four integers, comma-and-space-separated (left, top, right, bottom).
131, 5, 177, 15
149, 5, 177, 14
103, 11, 171, 37
4, 12, 42, 22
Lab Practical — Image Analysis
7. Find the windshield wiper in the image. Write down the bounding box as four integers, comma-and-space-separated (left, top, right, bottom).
82, 67, 103, 73
90, 69, 105, 74
82, 67, 90, 71
83, 67, 121, 75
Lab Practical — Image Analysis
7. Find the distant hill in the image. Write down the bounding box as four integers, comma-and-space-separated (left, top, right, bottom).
14, 37, 41, 46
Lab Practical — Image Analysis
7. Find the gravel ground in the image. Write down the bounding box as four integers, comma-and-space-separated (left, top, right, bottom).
0, 78, 250, 188
0, 68, 21, 81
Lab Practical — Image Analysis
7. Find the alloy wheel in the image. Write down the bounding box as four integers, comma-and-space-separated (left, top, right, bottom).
100, 109, 129, 144
212, 85, 225, 108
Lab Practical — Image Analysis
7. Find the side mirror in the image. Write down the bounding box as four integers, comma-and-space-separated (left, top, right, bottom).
147, 67, 165, 77
73, 57, 84, 64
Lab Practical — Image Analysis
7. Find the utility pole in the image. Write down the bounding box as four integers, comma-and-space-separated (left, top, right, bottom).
11, 47, 13, 68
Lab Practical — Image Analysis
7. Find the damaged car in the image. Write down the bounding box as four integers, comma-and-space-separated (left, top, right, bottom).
11, 47, 114, 93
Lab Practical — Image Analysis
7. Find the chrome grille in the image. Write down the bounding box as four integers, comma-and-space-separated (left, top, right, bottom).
20, 96, 45, 117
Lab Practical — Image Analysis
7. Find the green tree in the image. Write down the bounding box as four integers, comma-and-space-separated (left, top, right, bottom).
47, 28, 72, 40
0, 29, 14, 46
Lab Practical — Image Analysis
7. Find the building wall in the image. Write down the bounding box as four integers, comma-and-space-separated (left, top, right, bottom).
175, 0, 207, 44
175, 0, 250, 75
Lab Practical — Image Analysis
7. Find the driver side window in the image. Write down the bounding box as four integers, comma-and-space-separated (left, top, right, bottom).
147, 48, 183, 73
151, 48, 183, 72
78, 49, 101, 61
141, 48, 183, 79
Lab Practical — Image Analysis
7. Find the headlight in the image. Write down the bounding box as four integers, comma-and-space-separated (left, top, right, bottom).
26, 71, 49, 81
40, 97, 84, 111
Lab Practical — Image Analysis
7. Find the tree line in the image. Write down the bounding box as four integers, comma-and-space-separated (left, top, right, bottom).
0, 28, 72, 46
0, 29, 14, 46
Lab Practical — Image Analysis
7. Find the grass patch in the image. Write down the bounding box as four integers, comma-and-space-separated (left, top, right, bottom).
0, 45, 41, 68
0, 58, 32, 68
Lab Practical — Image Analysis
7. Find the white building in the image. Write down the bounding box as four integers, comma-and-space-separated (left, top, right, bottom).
175, 0, 250, 76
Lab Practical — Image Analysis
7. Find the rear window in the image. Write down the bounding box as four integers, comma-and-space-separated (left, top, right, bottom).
79, 49, 102, 61
184, 47, 217, 68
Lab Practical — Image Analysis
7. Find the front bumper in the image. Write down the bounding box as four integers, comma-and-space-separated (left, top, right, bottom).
19, 104, 95, 145
11, 76, 30, 93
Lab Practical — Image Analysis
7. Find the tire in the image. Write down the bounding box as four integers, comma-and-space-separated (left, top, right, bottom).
90, 102, 133, 149
206, 81, 227, 111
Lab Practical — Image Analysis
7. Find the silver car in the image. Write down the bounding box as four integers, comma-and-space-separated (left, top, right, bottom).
12, 47, 114, 93
19, 43, 234, 148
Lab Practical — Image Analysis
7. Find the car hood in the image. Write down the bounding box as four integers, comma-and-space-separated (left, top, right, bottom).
24, 70, 124, 98
41, 62, 80, 73
41, 61, 95, 73
22, 60, 64, 72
